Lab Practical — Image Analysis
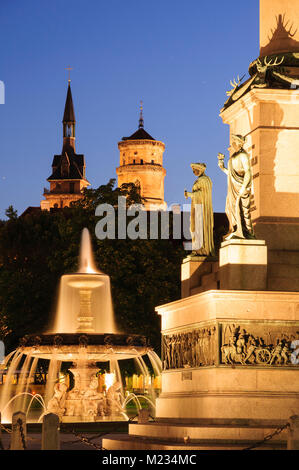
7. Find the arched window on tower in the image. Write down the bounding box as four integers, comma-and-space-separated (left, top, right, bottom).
64, 123, 75, 138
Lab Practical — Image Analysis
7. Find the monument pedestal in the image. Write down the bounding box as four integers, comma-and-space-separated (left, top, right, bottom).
104, 289, 299, 450
156, 289, 299, 421
181, 256, 219, 298
219, 239, 267, 290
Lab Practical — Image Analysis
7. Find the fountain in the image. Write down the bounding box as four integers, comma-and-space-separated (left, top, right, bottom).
0, 229, 161, 422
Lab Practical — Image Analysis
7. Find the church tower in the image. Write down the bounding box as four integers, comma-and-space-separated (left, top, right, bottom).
116, 103, 166, 210
40, 81, 90, 210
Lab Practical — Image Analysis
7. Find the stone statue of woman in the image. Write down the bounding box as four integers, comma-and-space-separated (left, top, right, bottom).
218, 134, 255, 240
184, 163, 215, 257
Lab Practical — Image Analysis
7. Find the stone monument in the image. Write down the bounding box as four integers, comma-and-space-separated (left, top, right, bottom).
184, 162, 214, 256
104, 0, 299, 450
182, 163, 218, 298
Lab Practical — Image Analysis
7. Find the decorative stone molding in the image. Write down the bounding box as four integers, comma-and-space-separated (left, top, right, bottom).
118, 140, 165, 150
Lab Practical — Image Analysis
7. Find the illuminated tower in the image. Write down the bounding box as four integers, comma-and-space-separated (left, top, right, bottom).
116, 103, 166, 210
41, 80, 90, 210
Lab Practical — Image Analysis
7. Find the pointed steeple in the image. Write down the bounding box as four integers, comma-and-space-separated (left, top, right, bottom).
122, 101, 155, 141
63, 82, 76, 123
62, 81, 76, 153
139, 100, 144, 129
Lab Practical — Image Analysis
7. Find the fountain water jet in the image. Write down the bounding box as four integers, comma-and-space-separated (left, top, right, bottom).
52, 228, 116, 334
0, 228, 161, 423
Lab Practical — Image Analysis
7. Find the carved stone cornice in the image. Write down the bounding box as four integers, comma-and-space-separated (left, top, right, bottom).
116, 164, 166, 175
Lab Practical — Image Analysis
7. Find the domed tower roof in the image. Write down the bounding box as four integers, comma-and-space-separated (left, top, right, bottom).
122, 127, 155, 141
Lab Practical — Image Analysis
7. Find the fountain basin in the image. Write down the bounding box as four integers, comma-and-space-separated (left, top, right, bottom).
19, 333, 150, 361
64, 273, 106, 289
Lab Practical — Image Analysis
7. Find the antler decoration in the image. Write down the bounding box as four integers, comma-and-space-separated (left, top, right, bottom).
256, 56, 284, 73
264, 56, 285, 67
226, 75, 245, 97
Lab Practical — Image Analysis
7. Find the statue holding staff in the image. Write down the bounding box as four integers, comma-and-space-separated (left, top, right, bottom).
184, 163, 215, 256
218, 134, 255, 240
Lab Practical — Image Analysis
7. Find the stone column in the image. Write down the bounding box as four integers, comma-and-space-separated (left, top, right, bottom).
42, 413, 60, 450
11, 411, 27, 450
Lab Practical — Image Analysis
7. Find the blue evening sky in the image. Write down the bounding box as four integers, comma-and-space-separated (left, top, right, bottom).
0, 0, 259, 218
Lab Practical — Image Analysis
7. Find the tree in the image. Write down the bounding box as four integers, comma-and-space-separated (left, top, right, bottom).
5, 205, 18, 220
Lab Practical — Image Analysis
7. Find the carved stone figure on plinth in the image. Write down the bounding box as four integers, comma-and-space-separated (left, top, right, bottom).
218, 134, 255, 240
106, 382, 123, 416
65, 387, 81, 417
47, 382, 68, 420
184, 163, 215, 256
82, 375, 104, 420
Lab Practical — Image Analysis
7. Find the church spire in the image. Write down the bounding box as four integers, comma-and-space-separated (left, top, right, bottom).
138, 100, 144, 129
62, 81, 76, 153
63, 81, 76, 123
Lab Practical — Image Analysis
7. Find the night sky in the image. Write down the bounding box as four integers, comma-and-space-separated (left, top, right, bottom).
0, 0, 259, 218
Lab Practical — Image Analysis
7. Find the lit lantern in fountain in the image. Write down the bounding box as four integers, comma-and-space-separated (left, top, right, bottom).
104, 372, 115, 391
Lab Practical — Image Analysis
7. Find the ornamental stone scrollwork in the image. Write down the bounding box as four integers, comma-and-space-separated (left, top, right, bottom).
53, 335, 63, 348
220, 323, 299, 367
78, 334, 89, 348
162, 325, 217, 370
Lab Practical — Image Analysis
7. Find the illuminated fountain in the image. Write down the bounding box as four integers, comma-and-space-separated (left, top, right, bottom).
0, 229, 161, 422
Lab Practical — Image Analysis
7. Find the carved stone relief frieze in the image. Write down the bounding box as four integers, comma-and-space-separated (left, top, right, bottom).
162, 325, 217, 370
220, 323, 299, 367
162, 322, 299, 371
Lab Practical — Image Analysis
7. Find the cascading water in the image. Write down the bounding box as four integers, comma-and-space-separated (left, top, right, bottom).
0, 228, 161, 423
52, 228, 116, 334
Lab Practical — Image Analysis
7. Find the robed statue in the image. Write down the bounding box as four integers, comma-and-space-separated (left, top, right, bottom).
184, 163, 215, 256
218, 134, 255, 240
